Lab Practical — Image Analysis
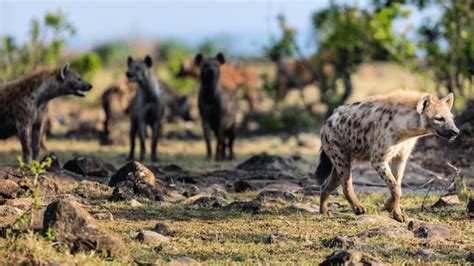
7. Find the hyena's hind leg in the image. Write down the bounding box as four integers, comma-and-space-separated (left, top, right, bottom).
320, 172, 341, 215
339, 160, 365, 215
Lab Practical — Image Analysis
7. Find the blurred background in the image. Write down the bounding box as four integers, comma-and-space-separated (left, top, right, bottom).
0, 0, 472, 173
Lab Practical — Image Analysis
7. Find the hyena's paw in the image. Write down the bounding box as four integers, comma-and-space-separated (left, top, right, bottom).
390, 210, 408, 223
353, 205, 366, 215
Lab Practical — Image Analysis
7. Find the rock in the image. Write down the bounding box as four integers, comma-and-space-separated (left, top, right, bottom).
0, 180, 19, 199
414, 224, 460, 239
224, 201, 261, 213
468, 197, 474, 219
233, 180, 256, 193
432, 194, 461, 208
236, 153, 296, 172
109, 161, 155, 187
356, 215, 400, 226
287, 203, 319, 214
466, 252, 474, 262
92, 212, 114, 221
181, 184, 200, 198
320, 250, 362, 266
129, 199, 144, 207
109, 180, 163, 202
358, 227, 413, 238
192, 196, 228, 208
414, 249, 445, 258
168, 257, 198, 265
256, 189, 297, 202
43, 199, 126, 256
153, 223, 174, 236
0, 205, 23, 217
201, 184, 227, 198
153, 245, 178, 253
264, 233, 293, 244
297, 185, 321, 196
324, 236, 357, 249
40, 152, 61, 169
136, 230, 170, 245
3, 198, 33, 210
63, 156, 116, 178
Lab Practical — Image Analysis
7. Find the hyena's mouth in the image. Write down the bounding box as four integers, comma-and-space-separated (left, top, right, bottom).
76, 90, 88, 97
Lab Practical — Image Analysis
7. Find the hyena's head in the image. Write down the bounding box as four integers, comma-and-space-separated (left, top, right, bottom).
417, 93, 459, 141
57, 63, 93, 97
194, 53, 225, 82
126, 55, 153, 84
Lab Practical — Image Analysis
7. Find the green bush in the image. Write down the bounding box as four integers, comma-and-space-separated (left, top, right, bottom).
70, 52, 101, 81
93, 41, 131, 65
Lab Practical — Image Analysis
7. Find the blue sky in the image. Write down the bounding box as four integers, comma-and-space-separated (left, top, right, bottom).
0, 0, 441, 56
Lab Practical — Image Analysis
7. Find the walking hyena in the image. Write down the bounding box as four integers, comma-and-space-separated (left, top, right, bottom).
195, 53, 237, 161
0, 64, 93, 164
126, 55, 165, 162
314, 91, 459, 222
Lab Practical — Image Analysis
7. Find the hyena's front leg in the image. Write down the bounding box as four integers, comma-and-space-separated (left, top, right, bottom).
138, 119, 147, 162
17, 123, 33, 165
31, 113, 47, 161
150, 120, 161, 162
372, 157, 407, 222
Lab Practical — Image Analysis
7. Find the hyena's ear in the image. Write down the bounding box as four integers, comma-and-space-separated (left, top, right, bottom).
59, 63, 70, 82
441, 93, 454, 110
144, 55, 153, 68
127, 56, 133, 66
416, 94, 432, 114
194, 53, 203, 66
216, 53, 225, 65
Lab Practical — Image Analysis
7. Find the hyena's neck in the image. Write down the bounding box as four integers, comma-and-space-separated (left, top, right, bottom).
140, 74, 161, 98
396, 110, 432, 140
201, 76, 220, 98
35, 80, 62, 106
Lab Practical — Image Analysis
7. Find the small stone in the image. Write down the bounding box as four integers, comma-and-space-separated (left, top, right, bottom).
153, 223, 174, 236
432, 194, 461, 208
414, 249, 445, 258
136, 230, 170, 245
201, 184, 227, 198
233, 180, 255, 193
192, 196, 228, 208
414, 224, 460, 239
256, 189, 297, 202
63, 156, 116, 177
109, 161, 155, 187
320, 250, 362, 266
92, 212, 114, 221
181, 184, 200, 198
358, 227, 413, 238
129, 199, 144, 207
324, 236, 355, 249
0, 180, 19, 199
264, 233, 292, 244
153, 245, 178, 253
224, 201, 261, 213
287, 203, 319, 214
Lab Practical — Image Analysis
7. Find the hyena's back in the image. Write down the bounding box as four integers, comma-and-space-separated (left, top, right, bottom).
320, 99, 414, 161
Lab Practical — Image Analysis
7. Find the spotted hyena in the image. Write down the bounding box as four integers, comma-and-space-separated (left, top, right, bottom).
314, 91, 459, 222
0, 64, 93, 164
126, 55, 165, 162
195, 53, 237, 161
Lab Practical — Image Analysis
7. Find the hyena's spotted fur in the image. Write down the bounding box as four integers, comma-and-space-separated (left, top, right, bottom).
315, 91, 459, 222
0, 64, 92, 164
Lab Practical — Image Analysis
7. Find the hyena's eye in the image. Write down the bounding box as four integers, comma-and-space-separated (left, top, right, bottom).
77, 77, 82, 82
434, 116, 445, 122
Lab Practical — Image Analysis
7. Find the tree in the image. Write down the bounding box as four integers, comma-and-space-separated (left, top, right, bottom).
0, 10, 76, 81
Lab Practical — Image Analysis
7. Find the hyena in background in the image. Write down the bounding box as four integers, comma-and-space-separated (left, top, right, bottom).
314, 91, 459, 222
126, 55, 165, 162
0, 64, 93, 164
195, 53, 237, 161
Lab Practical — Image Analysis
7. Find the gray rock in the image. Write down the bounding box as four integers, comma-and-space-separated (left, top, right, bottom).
233, 180, 256, 193
109, 161, 155, 187
43, 199, 126, 257
181, 184, 200, 198
432, 194, 461, 208
63, 156, 116, 178
358, 227, 413, 238
153, 222, 174, 236
287, 203, 319, 214
236, 153, 296, 172
256, 189, 297, 202
414, 249, 445, 258
92, 212, 114, 221
136, 230, 170, 245
320, 250, 362, 266
224, 201, 261, 213
192, 196, 228, 208
414, 224, 460, 239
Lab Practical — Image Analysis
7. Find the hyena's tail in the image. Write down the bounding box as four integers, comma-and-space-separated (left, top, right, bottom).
314, 149, 333, 185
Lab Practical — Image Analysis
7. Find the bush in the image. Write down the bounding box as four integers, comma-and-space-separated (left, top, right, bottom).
93, 41, 131, 65
70, 52, 101, 81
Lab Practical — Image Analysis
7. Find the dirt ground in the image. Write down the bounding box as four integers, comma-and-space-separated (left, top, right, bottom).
0, 62, 472, 264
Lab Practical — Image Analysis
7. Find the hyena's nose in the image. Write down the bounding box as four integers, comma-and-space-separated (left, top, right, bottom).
446, 128, 459, 138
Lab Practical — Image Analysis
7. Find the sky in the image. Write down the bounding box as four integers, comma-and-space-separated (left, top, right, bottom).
0, 0, 441, 56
